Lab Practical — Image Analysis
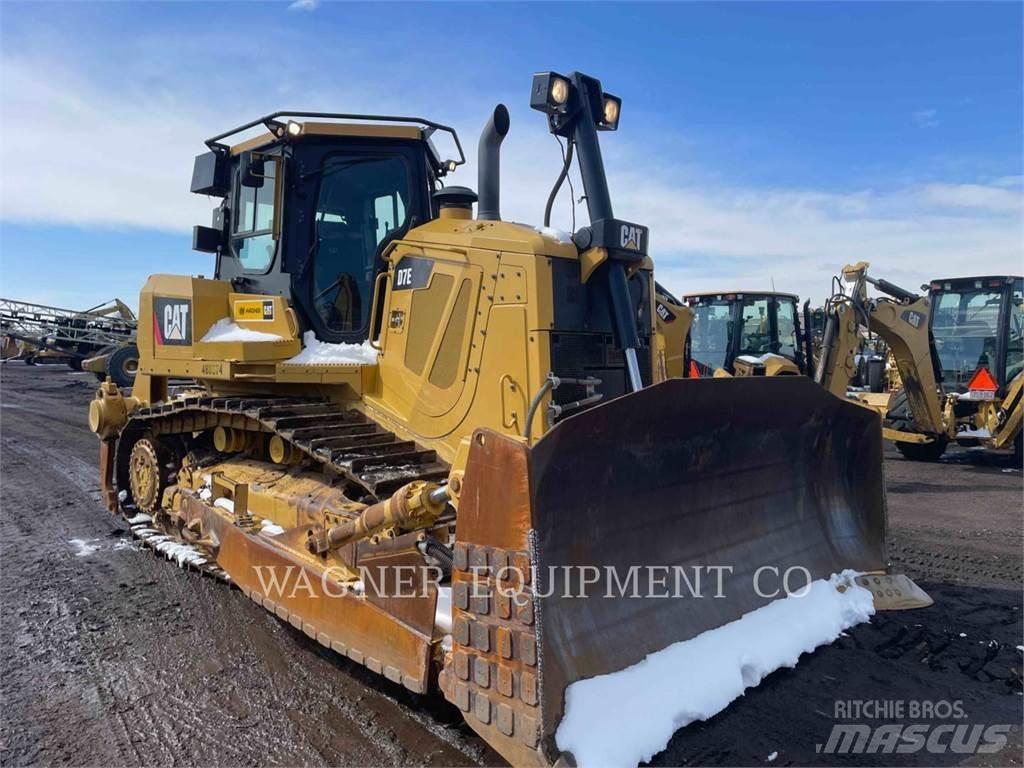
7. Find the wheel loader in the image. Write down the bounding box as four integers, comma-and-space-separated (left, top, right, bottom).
89, 72, 928, 765
815, 263, 1022, 463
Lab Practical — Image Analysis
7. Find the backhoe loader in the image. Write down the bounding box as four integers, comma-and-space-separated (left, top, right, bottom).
815, 263, 1022, 462
89, 72, 927, 765
677, 290, 807, 377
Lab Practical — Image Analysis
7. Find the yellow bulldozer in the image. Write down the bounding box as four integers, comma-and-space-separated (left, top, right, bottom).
815, 263, 1022, 463
89, 72, 928, 765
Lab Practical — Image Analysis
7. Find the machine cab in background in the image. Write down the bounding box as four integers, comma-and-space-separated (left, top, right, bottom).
683, 291, 805, 376
189, 113, 465, 345
927, 275, 1024, 395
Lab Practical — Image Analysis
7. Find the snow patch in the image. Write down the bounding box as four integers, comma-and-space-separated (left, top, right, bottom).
435, 586, 453, 635
958, 426, 991, 439
767, 752, 778, 762
69, 538, 101, 557
200, 318, 284, 343
533, 225, 575, 245
283, 331, 378, 366
555, 571, 875, 768
213, 497, 235, 513
153, 538, 207, 567
126, 513, 152, 526
259, 519, 285, 536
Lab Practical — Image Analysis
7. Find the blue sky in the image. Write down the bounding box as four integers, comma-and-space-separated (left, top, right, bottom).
1, 1, 1021, 308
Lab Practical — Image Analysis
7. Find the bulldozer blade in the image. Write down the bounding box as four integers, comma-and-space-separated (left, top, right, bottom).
444, 376, 892, 766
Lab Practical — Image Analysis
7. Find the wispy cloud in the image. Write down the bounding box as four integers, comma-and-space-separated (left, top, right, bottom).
288, 0, 319, 11
1, 50, 1019, 307
912, 108, 939, 128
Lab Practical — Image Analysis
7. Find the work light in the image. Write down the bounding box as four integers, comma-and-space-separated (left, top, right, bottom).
530, 71, 572, 114
599, 94, 621, 131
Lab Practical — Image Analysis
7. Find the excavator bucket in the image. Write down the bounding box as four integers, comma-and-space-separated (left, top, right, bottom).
444, 376, 891, 766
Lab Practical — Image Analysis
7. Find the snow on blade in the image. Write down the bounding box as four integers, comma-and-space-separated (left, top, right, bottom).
283, 330, 378, 366
555, 571, 875, 768
200, 318, 284, 343
126, 513, 152, 525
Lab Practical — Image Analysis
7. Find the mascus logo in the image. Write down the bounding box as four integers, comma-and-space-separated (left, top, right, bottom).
153, 297, 192, 346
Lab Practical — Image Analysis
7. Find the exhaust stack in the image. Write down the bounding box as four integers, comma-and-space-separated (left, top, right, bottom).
477, 104, 509, 221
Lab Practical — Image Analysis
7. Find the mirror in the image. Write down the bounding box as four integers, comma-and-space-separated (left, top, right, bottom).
239, 150, 265, 188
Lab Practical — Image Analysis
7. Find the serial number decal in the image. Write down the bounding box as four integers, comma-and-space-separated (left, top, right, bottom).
201, 362, 225, 376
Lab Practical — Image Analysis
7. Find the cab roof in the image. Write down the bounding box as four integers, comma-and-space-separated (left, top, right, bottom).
683, 290, 801, 302
206, 111, 466, 174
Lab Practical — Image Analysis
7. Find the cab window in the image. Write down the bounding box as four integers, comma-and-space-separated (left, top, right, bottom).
776, 299, 799, 359
312, 154, 411, 335
739, 298, 771, 356
690, 301, 732, 373
1007, 281, 1023, 382
233, 157, 278, 272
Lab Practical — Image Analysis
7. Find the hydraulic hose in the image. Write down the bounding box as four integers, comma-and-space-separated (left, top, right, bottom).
543, 138, 575, 227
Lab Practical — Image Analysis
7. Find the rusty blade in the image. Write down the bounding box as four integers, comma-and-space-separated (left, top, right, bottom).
528, 376, 887, 742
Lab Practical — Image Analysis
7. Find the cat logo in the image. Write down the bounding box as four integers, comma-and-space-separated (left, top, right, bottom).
620, 224, 644, 251
656, 301, 675, 323
153, 297, 193, 346
901, 310, 924, 329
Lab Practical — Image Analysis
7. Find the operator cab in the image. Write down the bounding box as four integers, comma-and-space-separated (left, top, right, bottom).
927, 275, 1024, 394
682, 291, 805, 376
189, 113, 464, 345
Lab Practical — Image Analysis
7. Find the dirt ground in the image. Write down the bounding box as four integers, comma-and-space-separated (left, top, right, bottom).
1, 362, 1021, 768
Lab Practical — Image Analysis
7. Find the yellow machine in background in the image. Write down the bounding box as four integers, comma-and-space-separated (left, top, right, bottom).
652, 283, 692, 379
89, 72, 926, 765
658, 290, 806, 378
816, 263, 1022, 462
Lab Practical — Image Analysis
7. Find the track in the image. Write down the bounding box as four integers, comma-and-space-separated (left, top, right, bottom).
1, 363, 1021, 767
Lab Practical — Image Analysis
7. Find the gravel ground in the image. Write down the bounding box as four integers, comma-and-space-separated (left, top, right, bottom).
1, 362, 1020, 767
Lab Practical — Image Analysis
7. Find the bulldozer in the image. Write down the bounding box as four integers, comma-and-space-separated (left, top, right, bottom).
815, 263, 1022, 463
89, 72, 928, 765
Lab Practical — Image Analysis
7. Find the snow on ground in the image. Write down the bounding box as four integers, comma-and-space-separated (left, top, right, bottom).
958, 426, 992, 439
555, 571, 875, 768
69, 538, 101, 557
200, 318, 284, 343
283, 331, 378, 366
